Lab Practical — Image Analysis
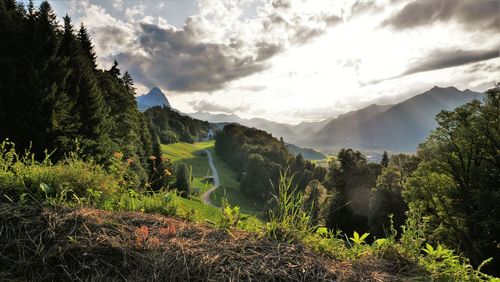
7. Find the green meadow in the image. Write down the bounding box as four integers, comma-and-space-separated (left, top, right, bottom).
162, 141, 263, 227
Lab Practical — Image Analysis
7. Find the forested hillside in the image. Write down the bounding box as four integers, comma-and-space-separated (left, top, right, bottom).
0, 0, 151, 177
215, 124, 326, 203
0, 1, 498, 280
145, 106, 211, 144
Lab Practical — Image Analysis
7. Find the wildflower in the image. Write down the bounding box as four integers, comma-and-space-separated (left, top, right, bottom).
126, 158, 134, 166
113, 152, 123, 160
161, 155, 169, 162
164, 169, 171, 176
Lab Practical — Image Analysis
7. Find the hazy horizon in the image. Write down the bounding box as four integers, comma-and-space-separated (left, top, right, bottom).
24, 0, 500, 123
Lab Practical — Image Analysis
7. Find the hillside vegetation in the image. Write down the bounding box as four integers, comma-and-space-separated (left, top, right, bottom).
146, 106, 211, 144
0, 1, 498, 280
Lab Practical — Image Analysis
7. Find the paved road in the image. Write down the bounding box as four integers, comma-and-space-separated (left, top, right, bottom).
200, 149, 220, 207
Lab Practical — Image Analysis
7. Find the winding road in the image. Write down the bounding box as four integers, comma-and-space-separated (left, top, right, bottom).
200, 149, 220, 207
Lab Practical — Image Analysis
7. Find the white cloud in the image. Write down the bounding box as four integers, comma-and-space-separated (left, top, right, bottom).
56, 0, 499, 124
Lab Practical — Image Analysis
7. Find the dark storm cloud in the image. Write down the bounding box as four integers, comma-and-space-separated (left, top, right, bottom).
402, 48, 499, 76
189, 100, 248, 113
118, 22, 269, 92
113, 3, 342, 93
381, 0, 500, 31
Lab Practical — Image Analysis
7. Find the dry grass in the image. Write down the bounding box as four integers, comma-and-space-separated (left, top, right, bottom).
0, 203, 406, 281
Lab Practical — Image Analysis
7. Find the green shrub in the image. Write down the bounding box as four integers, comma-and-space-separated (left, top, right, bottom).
217, 197, 241, 231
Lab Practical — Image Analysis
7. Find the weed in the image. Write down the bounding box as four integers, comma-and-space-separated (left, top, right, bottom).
263, 169, 312, 243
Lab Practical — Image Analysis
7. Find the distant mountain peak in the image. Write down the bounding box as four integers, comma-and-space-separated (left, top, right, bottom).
136, 87, 170, 112
431, 85, 459, 91
311, 85, 482, 151
148, 87, 163, 95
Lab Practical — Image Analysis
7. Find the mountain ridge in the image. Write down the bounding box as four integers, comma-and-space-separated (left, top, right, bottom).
190, 86, 482, 152
310, 86, 482, 151
136, 87, 170, 111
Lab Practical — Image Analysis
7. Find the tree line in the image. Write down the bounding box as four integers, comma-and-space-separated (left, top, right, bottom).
0, 0, 204, 195
144, 106, 211, 144
215, 124, 327, 202
215, 86, 499, 275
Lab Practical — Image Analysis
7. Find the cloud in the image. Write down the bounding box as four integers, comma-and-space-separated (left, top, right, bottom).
255, 42, 284, 61
117, 21, 272, 92
402, 48, 499, 76
189, 100, 249, 113
272, 0, 291, 10
362, 47, 499, 86
238, 85, 267, 92
94, 25, 131, 53
112, 0, 343, 93
381, 0, 500, 31
349, 0, 384, 16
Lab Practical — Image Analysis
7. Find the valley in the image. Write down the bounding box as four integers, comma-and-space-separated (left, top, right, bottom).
1, 0, 498, 280
161, 141, 263, 226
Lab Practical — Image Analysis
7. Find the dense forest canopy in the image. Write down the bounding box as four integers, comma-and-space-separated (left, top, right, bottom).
0, 0, 499, 278
144, 106, 211, 144
214, 87, 500, 275
0, 0, 210, 185
0, 0, 151, 176
215, 124, 326, 202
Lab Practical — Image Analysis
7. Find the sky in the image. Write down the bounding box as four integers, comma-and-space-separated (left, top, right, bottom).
29, 0, 500, 124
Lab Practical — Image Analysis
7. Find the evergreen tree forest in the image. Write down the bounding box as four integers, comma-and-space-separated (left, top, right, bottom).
0, 1, 150, 175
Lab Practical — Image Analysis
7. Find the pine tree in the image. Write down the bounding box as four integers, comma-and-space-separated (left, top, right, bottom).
381, 151, 389, 168
27, 0, 34, 17
109, 60, 121, 77
0, 0, 152, 175
148, 142, 166, 191
174, 164, 190, 197
122, 71, 135, 93
77, 23, 97, 68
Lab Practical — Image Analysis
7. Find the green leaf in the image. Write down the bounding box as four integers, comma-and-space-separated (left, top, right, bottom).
360, 232, 370, 241
316, 227, 328, 237
39, 183, 52, 195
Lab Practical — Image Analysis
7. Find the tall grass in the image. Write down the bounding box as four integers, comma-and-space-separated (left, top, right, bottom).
0, 140, 179, 216
263, 169, 312, 243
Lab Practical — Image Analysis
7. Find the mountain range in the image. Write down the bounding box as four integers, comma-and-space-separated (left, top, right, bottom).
136, 85, 482, 153
190, 86, 482, 152
136, 87, 170, 112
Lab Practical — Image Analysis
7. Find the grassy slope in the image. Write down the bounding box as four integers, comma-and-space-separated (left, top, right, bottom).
208, 148, 264, 218
162, 141, 262, 227
162, 141, 214, 194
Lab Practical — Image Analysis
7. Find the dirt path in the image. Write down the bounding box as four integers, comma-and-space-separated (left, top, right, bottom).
200, 149, 220, 207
